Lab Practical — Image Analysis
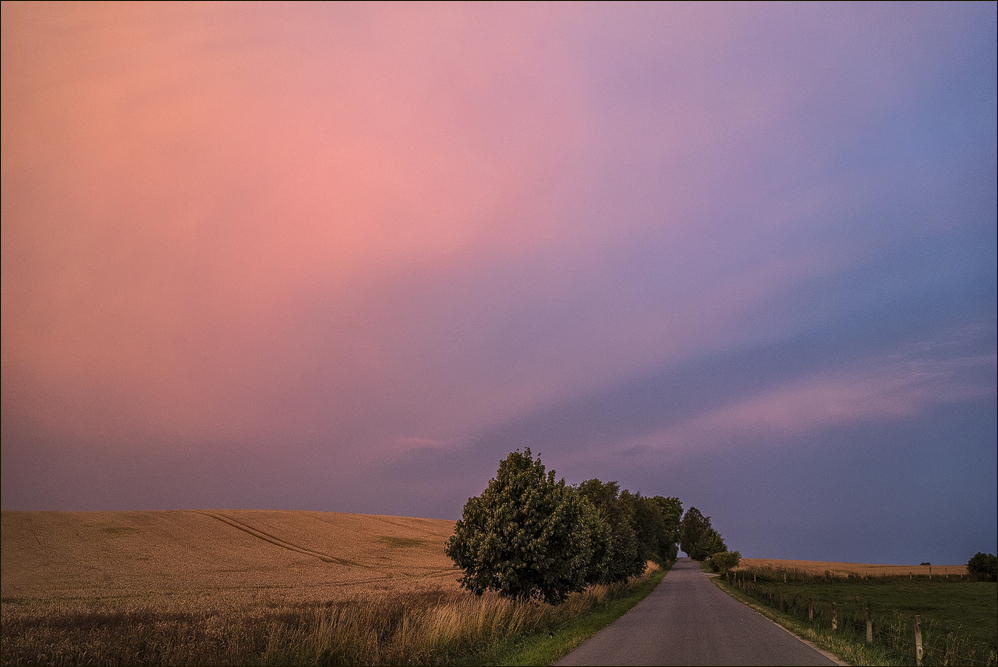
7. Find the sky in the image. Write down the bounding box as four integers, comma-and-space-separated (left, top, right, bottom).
2, 2, 995, 566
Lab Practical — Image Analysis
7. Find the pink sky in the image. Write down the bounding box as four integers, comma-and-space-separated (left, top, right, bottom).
3, 2, 995, 564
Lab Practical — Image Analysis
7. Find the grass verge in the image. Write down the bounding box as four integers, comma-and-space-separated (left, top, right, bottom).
489, 561, 671, 666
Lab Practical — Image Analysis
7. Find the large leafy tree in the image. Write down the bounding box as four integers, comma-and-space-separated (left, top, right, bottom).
653, 495, 683, 562
446, 449, 599, 605
625, 493, 684, 565
680, 507, 729, 560
577, 479, 643, 583
619, 491, 668, 565
695, 528, 726, 560
680, 506, 715, 560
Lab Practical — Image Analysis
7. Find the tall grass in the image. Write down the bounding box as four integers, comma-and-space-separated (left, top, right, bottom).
2, 564, 662, 666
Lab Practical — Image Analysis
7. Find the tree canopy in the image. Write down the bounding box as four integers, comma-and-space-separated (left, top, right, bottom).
445, 448, 599, 604
447, 449, 688, 605
679, 506, 727, 561
967, 552, 997, 581
577, 479, 643, 583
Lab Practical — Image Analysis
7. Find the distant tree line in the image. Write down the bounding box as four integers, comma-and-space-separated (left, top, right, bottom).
678, 505, 740, 573
446, 448, 735, 605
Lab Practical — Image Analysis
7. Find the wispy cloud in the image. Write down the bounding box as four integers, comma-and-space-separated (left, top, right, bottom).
599, 328, 996, 459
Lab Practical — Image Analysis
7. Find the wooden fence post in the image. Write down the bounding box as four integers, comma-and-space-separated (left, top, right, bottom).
808, 597, 813, 621
866, 605, 872, 643
915, 615, 923, 666
832, 602, 837, 631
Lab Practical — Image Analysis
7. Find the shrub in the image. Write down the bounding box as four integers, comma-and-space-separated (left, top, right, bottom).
967, 552, 997, 581
709, 551, 741, 574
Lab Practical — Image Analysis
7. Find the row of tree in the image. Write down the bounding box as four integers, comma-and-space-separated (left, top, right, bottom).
679, 506, 726, 560
446, 448, 729, 605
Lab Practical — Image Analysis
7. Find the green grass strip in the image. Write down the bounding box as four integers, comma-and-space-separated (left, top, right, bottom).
489, 563, 672, 666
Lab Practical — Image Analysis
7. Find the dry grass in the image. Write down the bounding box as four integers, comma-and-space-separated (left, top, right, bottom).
2, 510, 660, 665
736, 558, 968, 578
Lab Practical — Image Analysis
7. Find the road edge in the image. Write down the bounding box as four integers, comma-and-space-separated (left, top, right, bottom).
707, 577, 850, 666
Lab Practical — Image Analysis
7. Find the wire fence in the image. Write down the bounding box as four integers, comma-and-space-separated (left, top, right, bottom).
726, 574, 996, 666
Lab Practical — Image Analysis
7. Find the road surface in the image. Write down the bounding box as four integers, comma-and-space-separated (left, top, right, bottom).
557, 558, 839, 666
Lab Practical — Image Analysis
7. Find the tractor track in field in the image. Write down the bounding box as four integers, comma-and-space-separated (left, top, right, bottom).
199, 511, 364, 567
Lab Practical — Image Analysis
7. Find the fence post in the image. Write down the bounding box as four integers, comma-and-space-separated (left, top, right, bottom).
915, 615, 923, 666
832, 602, 837, 631
808, 597, 813, 621
866, 605, 872, 643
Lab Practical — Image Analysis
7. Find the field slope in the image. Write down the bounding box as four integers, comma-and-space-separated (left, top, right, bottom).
2, 510, 459, 607
3, 510, 669, 665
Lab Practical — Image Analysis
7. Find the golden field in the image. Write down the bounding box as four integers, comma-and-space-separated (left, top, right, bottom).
737, 557, 968, 578
3, 510, 970, 609
1, 509, 461, 610
5, 511, 974, 665
1, 510, 661, 665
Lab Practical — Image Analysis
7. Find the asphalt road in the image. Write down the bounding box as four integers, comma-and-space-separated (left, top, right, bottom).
556, 558, 840, 666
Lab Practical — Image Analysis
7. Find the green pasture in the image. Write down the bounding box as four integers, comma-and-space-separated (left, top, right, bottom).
717, 571, 996, 665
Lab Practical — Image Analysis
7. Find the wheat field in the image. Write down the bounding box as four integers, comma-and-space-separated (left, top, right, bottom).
1, 510, 659, 665
4, 512, 972, 664
736, 557, 968, 578
2, 510, 461, 610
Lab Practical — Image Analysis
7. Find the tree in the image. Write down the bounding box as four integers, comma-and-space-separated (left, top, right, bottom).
695, 528, 726, 560
709, 551, 741, 574
679, 507, 711, 560
577, 479, 643, 583
653, 496, 683, 562
680, 507, 729, 561
446, 449, 599, 605
620, 491, 681, 566
967, 552, 997, 581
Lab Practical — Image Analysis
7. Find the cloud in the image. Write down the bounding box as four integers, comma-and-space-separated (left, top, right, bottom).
2, 1, 994, 551
599, 328, 996, 459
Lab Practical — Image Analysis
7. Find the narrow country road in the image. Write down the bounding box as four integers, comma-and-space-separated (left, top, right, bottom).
557, 558, 840, 666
